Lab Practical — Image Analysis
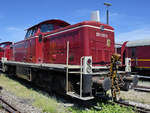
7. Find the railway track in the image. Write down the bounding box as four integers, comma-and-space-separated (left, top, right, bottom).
134, 85, 150, 92
0, 87, 21, 113
137, 75, 150, 80
0, 96, 21, 113
1, 73, 150, 113
115, 100, 150, 113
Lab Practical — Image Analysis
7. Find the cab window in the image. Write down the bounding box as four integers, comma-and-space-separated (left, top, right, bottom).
25, 27, 38, 39
31, 27, 38, 36
40, 24, 54, 32
25, 29, 32, 39
0, 43, 8, 48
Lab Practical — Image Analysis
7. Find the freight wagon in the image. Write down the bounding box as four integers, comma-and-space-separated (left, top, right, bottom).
116, 39, 150, 75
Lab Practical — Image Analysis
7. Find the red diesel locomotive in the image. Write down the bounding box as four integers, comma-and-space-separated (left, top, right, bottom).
0, 19, 137, 100
13, 19, 114, 64
0, 42, 12, 60
117, 39, 150, 75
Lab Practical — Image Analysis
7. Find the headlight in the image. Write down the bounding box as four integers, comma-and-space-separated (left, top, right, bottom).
83, 56, 92, 74
87, 58, 92, 65
86, 65, 92, 73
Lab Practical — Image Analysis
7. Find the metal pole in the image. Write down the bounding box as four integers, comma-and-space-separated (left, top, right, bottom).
80, 57, 84, 97
66, 41, 69, 93
107, 9, 109, 25
104, 2, 112, 25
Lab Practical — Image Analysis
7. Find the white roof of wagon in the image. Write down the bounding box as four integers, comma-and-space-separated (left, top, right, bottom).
116, 39, 150, 48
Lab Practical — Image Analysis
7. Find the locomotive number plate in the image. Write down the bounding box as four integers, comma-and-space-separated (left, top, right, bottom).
96, 32, 108, 38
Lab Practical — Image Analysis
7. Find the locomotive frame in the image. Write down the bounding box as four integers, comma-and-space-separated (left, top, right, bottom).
1, 44, 113, 100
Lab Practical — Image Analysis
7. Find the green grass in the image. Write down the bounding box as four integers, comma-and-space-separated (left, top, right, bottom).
69, 103, 134, 113
0, 74, 66, 113
0, 73, 135, 113
0, 104, 3, 109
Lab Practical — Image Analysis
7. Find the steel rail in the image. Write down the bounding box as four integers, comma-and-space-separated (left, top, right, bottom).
135, 85, 150, 89
0, 96, 21, 113
134, 85, 150, 92
115, 100, 150, 113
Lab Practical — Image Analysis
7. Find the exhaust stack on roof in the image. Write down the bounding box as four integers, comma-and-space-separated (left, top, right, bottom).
91, 10, 100, 22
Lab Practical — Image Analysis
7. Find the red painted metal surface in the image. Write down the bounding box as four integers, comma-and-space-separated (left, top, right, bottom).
2, 19, 115, 66
121, 41, 128, 64
132, 46, 150, 69
117, 43, 150, 70
0, 47, 4, 60
0, 42, 12, 60
42, 20, 114, 65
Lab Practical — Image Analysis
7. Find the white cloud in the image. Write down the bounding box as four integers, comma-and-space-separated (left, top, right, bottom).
116, 27, 150, 42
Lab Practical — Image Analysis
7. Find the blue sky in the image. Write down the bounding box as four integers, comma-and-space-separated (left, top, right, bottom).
0, 0, 150, 42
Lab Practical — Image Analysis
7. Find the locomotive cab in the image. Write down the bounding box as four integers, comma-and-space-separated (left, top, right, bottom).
25, 19, 70, 39
13, 19, 70, 63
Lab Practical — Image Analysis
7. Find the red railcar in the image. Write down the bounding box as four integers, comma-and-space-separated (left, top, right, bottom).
0, 42, 12, 60
117, 39, 150, 75
0, 19, 137, 100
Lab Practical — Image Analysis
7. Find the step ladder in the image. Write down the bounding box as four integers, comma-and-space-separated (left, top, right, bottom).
65, 41, 94, 100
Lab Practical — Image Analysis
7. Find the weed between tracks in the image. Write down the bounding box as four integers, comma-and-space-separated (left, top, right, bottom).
120, 80, 150, 104
0, 104, 2, 109
138, 80, 150, 87
0, 73, 135, 113
69, 103, 134, 113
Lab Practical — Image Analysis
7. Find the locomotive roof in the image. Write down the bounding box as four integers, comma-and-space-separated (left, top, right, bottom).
0, 41, 12, 45
116, 39, 150, 48
27, 19, 70, 30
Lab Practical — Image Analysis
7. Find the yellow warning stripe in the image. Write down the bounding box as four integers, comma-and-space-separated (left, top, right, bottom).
136, 66, 150, 69
131, 59, 150, 61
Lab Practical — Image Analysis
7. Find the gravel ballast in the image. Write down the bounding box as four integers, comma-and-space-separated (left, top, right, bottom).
0, 88, 42, 113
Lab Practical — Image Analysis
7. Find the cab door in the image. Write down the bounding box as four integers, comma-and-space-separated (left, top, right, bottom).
25, 29, 31, 62
35, 28, 44, 63
131, 47, 137, 67
25, 28, 37, 63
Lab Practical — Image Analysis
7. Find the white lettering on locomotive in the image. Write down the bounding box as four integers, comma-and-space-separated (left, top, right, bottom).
96, 32, 108, 38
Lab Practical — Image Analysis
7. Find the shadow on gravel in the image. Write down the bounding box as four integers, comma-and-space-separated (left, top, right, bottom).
2, 72, 55, 95
1, 72, 111, 110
